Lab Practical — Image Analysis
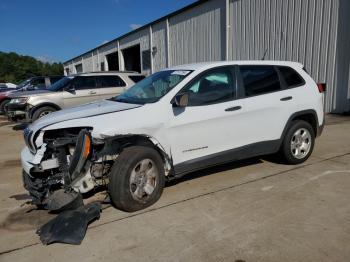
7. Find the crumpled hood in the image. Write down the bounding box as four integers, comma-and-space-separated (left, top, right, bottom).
30, 99, 142, 133
9, 89, 52, 98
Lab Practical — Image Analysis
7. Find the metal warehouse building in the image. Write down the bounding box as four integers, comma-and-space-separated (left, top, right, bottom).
63, 0, 350, 113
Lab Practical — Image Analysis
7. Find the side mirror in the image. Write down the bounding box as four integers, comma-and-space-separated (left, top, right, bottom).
173, 93, 189, 107
65, 84, 75, 92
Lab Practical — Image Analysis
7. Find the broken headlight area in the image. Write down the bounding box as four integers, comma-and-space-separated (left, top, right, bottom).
24, 128, 114, 212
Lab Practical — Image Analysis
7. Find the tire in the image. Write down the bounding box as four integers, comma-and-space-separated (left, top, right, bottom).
109, 146, 165, 212
0, 99, 10, 114
280, 120, 315, 164
32, 106, 56, 121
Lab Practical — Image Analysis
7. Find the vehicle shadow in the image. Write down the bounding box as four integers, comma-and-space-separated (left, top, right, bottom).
165, 153, 287, 188
166, 157, 264, 187
12, 122, 29, 131
0, 205, 55, 231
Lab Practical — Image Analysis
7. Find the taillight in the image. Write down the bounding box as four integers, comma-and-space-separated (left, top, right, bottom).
317, 83, 326, 93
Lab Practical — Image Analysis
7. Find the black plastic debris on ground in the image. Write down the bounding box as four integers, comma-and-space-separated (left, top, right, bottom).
37, 202, 101, 245
44, 189, 84, 213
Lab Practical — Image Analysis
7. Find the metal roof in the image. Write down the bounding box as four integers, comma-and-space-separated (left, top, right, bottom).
63, 0, 209, 65
166, 60, 304, 71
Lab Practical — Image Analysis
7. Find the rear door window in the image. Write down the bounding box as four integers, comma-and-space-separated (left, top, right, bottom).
73, 76, 97, 90
128, 75, 145, 83
240, 66, 281, 97
97, 75, 126, 88
277, 66, 305, 88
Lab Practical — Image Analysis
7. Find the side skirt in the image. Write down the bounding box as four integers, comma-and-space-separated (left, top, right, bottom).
172, 140, 281, 178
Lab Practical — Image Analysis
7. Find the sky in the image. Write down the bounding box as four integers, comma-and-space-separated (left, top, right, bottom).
0, 0, 196, 63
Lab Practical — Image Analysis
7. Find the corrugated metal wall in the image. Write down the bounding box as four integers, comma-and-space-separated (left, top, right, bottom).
229, 0, 341, 113
169, 0, 226, 66
152, 21, 168, 72
63, 0, 350, 112
334, 0, 350, 113
82, 53, 93, 72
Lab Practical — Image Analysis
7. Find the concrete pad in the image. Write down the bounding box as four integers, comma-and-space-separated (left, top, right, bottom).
0, 115, 350, 261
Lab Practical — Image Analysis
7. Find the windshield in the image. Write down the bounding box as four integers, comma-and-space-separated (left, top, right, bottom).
113, 70, 192, 104
16, 79, 31, 89
48, 76, 74, 91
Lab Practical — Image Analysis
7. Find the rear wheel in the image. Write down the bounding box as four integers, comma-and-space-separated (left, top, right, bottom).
32, 106, 56, 121
280, 120, 315, 164
109, 146, 165, 212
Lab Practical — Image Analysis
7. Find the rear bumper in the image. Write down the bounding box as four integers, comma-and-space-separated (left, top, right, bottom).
317, 113, 326, 137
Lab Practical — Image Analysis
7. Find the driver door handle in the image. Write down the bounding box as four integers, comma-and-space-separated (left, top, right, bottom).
225, 106, 242, 112
89, 91, 97, 95
280, 96, 293, 101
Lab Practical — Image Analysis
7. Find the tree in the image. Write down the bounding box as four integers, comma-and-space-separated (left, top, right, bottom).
0, 51, 64, 84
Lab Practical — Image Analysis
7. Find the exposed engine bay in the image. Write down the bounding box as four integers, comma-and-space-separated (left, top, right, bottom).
23, 127, 117, 210
23, 126, 171, 212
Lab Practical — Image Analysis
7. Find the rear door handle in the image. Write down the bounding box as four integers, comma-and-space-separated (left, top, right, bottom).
89, 91, 97, 95
225, 106, 242, 112
280, 96, 293, 101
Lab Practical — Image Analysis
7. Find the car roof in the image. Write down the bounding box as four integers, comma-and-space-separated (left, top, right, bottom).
167, 60, 304, 72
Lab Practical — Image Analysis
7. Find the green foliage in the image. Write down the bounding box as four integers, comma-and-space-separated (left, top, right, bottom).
0, 51, 63, 84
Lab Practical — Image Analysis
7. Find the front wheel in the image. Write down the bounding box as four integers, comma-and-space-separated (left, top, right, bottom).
109, 146, 165, 212
32, 106, 56, 121
0, 99, 10, 114
280, 120, 315, 164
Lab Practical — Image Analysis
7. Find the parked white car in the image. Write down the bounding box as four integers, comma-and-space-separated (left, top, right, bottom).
21, 61, 325, 212
7, 72, 143, 121
0, 83, 17, 89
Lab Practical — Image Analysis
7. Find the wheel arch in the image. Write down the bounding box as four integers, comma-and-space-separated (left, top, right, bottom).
99, 134, 173, 176
280, 110, 320, 143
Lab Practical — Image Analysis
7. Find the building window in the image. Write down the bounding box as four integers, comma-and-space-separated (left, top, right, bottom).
142, 50, 151, 71
75, 64, 83, 73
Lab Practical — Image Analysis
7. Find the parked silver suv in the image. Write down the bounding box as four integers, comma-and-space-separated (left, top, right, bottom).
7, 71, 144, 121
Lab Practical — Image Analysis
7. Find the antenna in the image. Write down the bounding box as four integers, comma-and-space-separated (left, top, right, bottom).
261, 48, 268, 60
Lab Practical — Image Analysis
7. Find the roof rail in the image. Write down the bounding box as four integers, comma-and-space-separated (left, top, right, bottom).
80, 71, 141, 74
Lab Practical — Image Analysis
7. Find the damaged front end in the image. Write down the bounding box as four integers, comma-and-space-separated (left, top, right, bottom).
22, 127, 113, 211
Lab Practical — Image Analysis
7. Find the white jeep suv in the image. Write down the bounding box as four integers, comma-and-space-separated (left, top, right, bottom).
21, 61, 325, 212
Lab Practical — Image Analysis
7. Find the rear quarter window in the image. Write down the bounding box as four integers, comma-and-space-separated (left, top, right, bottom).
98, 75, 126, 88
50, 77, 63, 84
278, 66, 305, 88
240, 66, 281, 97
